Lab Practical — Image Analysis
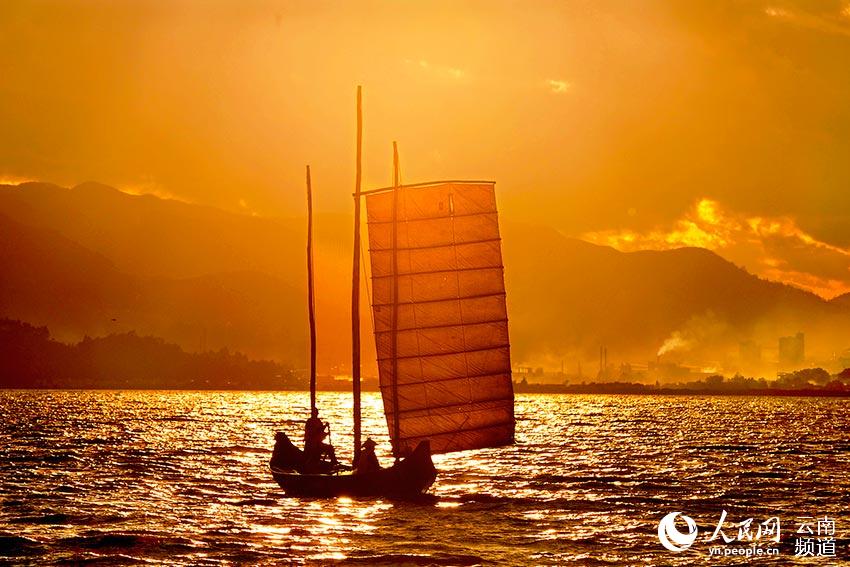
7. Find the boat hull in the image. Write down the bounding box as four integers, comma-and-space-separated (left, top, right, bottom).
271, 439, 437, 498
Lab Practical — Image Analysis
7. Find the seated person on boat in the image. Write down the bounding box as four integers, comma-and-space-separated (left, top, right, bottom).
303, 408, 338, 470
354, 438, 381, 474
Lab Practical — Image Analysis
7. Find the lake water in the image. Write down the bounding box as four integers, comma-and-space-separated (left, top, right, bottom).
1, 391, 848, 565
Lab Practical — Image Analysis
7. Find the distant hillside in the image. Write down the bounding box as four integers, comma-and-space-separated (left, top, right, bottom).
0, 211, 305, 362
502, 223, 848, 365
1, 181, 848, 373
0, 181, 351, 365
831, 293, 850, 309
0, 182, 302, 280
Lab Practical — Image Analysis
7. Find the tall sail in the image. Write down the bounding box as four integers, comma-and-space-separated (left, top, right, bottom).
366, 181, 514, 457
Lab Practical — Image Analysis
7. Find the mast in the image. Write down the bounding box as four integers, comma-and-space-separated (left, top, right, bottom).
352, 86, 362, 462
306, 165, 317, 413
390, 141, 401, 458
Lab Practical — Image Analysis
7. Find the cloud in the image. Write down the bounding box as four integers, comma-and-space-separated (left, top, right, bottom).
764, 4, 850, 37
404, 58, 466, 80
0, 174, 37, 186
237, 197, 260, 216
121, 180, 180, 202
547, 79, 571, 94
764, 7, 791, 19
582, 198, 850, 299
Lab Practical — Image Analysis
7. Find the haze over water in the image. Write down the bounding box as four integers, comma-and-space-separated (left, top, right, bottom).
1, 391, 848, 565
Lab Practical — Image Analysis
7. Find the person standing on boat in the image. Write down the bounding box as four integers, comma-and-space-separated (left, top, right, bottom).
303, 408, 338, 468
355, 438, 381, 474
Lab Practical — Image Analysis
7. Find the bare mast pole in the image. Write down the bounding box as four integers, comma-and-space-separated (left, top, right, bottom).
306, 165, 317, 414
390, 141, 401, 459
352, 86, 363, 463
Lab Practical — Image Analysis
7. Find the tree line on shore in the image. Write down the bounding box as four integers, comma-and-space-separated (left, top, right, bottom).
0, 319, 302, 390
515, 367, 850, 395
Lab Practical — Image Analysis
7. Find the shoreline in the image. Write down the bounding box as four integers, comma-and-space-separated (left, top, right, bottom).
2, 386, 849, 397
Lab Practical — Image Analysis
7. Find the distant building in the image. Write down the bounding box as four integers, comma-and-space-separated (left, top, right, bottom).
515, 366, 544, 377
647, 360, 695, 383
597, 346, 610, 380
513, 365, 572, 384
778, 332, 805, 368
617, 362, 635, 380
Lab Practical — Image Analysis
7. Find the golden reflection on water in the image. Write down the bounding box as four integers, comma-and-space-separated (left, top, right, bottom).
1, 390, 849, 564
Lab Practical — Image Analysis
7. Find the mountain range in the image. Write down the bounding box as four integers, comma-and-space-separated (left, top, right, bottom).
1, 181, 848, 376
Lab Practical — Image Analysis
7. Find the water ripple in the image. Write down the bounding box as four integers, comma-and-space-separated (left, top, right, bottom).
0, 391, 848, 564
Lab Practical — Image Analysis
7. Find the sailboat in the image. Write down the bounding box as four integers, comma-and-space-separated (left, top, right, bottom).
270, 88, 515, 497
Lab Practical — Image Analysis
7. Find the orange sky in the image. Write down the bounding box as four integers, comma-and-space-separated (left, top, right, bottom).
1, 0, 849, 297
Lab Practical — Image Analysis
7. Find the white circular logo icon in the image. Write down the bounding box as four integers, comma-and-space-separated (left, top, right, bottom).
658, 512, 698, 552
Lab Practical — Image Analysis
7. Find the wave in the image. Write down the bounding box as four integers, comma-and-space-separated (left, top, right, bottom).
0, 534, 43, 556
335, 552, 484, 565
57, 533, 200, 555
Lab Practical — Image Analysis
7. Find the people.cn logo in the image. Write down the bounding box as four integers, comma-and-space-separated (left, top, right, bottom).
658, 512, 698, 552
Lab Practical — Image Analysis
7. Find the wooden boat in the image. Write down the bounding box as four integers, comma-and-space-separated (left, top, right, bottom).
270, 433, 436, 497
271, 87, 515, 498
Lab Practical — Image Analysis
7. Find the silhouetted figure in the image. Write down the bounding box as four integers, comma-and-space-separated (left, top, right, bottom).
303, 408, 337, 471
270, 431, 301, 471
355, 438, 381, 474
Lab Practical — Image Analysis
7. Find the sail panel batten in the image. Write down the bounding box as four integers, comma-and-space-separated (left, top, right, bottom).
384, 387, 514, 416
369, 237, 501, 253
372, 291, 506, 308
375, 344, 511, 362
377, 370, 511, 388
370, 265, 506, 279
374, 317, 509, 335
366, 181, 514, 457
